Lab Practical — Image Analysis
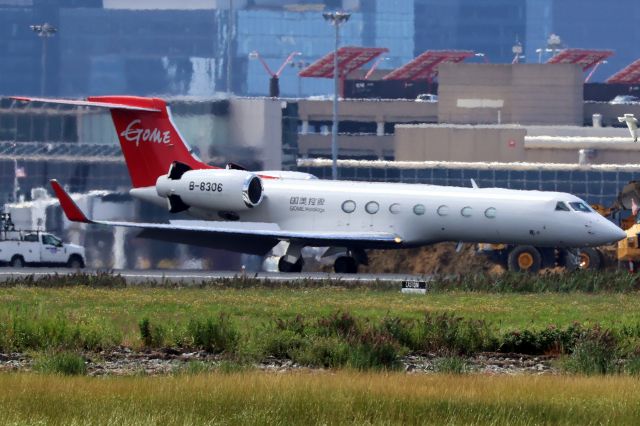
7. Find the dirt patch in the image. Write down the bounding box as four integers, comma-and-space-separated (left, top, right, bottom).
360, 243, 503, 275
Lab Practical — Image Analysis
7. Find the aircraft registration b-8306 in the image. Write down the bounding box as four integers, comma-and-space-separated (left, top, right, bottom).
14, 96, 626, 273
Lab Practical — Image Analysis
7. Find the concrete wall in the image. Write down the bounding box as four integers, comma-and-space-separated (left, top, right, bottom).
394, 123, 640, 165
297, 99, 438, 124
395, 124, 526, 162
298, 134, 394, 159
438, 63, 583, 126
229, 98, 283, 169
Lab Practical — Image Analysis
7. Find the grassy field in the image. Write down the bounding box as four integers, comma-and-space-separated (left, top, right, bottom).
0, 372, 639, 425
2, 286, 640, 339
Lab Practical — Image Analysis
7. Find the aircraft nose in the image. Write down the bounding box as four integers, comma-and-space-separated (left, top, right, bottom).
598, 221, 626, 244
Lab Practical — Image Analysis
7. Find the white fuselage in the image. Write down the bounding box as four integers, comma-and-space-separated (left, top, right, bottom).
134, 178, 625, 248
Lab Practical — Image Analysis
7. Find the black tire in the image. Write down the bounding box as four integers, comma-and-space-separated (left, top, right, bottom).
334, 256, 359, 274
10, 255, 24, 268
577, 248, 602, 271
507, 245, 542, 273
277, 256, 303, 273
67, 255, 85, 269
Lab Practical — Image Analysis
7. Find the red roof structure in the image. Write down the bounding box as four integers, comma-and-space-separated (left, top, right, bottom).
606, 59, 640, 84
546, 49, 613, 71
298, 46, 388, 79
382, 50, 474, 82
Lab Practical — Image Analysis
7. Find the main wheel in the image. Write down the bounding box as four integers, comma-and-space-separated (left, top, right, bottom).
10, 255, 24, 268
334, 256, 358, 274
277, 256, 303, 273
507, 246, 542, 273
67, 255, 85, 269
578, 248, 602, 271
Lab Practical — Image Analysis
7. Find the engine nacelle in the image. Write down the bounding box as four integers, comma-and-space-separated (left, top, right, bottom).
156, 169, 263, 213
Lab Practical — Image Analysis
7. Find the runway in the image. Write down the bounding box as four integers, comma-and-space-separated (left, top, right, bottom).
0, 268, 432, 285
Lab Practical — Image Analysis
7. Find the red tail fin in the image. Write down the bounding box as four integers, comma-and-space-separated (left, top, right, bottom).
87, 96, 212, 188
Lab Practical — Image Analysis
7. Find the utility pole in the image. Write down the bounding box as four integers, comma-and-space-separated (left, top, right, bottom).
323, 11, 350, 180
226, 0, 233, 96
30, 23, 57, 96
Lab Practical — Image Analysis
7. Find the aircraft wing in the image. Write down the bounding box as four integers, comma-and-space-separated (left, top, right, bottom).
50, 180, 402, 255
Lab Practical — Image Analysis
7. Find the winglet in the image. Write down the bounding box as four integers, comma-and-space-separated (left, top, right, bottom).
49, 180, 91, 223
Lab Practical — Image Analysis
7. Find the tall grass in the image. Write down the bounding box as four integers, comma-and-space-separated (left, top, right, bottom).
0, 373, 639, 425
33, 351, 87, 376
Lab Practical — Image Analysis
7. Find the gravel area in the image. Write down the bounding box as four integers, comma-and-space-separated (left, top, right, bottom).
0, 349, 559, 376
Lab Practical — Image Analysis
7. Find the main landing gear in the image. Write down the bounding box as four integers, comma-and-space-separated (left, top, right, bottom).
276, 245, 367, 274
277, 256, 304, 273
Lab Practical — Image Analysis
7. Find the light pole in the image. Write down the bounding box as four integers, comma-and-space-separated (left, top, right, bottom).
226, 0, 234, 95
323, 11, 350, 180
30, 23, 57, 96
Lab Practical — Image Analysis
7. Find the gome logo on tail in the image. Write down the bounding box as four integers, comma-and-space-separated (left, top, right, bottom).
120, 119, 171, 147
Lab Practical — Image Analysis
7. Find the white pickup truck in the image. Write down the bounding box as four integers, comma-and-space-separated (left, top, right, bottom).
0, 230, 85, 268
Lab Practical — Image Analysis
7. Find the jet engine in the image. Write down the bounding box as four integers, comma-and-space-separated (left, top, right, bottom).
156, 163, 263, 213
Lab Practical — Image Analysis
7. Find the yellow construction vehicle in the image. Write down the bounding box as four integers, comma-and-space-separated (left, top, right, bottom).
612, 181, 640, 271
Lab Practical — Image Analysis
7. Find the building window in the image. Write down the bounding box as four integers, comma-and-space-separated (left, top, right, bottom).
342, 200, 356, 213
413, 204, 425, 215
365, 201, 380, 214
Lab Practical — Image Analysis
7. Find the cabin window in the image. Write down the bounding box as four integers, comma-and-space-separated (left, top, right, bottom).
365, 201, 380, 214
555, 202, 570, 212
461, 206, 473, 217
437, 205, 449, 216
484, 207, 497, 219
389, 203, 401, 214
341, 200, 356, 213
569, 202, 591, 213
413, 204, 426, 215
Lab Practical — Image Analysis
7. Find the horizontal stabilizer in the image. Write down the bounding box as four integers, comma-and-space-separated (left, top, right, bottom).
12, 96, 162, 112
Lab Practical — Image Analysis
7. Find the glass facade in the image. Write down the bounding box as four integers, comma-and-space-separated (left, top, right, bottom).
414, 0, 527, 64
3, 0, 640, 98
297, 163, 639, 208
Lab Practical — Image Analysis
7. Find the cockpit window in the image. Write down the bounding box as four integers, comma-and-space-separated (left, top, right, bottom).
569, 202, 592, 213
555, 202, 570, 212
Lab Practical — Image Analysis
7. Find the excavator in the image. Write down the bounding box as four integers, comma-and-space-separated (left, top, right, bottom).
478, 181, 640, 273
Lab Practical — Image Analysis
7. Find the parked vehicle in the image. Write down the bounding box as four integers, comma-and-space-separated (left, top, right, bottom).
0, 213, 85, 268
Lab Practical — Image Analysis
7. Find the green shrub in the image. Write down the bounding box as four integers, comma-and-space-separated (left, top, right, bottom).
34, 351, 87, 376
501, 324, 583, 355
564, 327, 619, 375
291, 336, 348, 368
414, 312, 496, 354
257, 329, 307, 359
347, 327, 403, 371
434, 356, 471, 374
138, 317, 166, 348
316, 311, 359, 338
186, 314, 239, 353
380, 316, 414, 348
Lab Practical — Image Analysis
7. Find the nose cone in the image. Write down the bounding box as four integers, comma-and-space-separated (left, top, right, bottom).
593, 219, 626, 245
